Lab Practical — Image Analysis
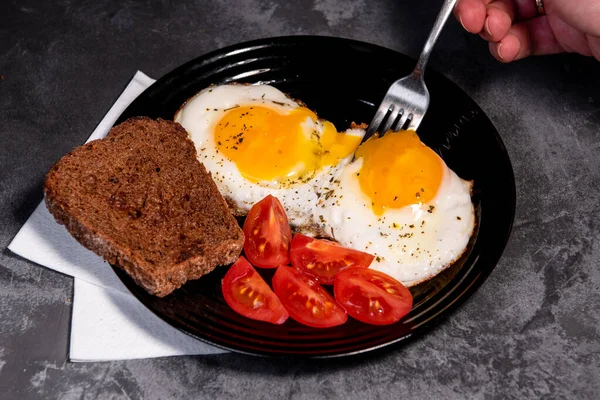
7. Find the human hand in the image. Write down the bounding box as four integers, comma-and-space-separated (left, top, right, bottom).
454, 0, 600, 62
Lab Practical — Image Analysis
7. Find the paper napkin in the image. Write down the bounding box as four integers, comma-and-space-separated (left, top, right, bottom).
8, 71, 227, 361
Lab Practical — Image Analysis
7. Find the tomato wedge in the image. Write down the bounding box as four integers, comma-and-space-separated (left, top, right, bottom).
334, 268, 413, 325
290, 234, 375, 284
222, 256, 289, 324
272, 266, 347, 328
242, 195, 292, 268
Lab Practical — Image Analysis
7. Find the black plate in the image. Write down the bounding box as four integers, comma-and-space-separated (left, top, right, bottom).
112, 35, 516, 358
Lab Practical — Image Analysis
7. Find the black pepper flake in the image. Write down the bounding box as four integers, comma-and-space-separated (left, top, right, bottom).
409, 224, 414, 228
457, 216, 462, 220
427, 205, 435, 213
376, 256, 381, 262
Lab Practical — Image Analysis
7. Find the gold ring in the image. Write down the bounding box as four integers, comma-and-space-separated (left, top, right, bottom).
536, 0, 545, 15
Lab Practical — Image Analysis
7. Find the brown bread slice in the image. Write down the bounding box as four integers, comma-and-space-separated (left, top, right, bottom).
44, 117, 244, 297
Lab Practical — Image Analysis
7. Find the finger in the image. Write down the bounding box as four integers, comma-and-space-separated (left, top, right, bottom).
488, 33, 521, 62
488, 16, 564, 62
479, 0, 517, 42
454, 0, 487, 33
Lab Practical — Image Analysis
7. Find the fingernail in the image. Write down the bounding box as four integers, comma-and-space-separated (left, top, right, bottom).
497, 43, 504, 60
459, 13, 468, 32
485, 17, 492, 36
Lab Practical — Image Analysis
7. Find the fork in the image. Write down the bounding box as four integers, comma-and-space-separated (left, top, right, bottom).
365, 0, 458, 139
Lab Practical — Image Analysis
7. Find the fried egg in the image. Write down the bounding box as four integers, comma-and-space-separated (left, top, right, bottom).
316, 130, 476, 286
174, 84, 364, 231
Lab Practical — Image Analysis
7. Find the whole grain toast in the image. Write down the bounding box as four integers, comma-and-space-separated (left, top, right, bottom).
44, 117, 244, 297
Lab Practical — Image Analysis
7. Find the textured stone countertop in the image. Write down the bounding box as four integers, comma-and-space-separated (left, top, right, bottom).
1, 0, 599, 399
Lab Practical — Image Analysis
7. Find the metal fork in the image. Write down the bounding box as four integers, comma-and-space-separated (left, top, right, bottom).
365, 0, 458, 138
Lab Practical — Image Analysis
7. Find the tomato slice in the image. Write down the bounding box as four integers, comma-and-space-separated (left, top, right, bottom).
222, 256, 289, 324
290, 234, 375, 284
242, 195, 292, 268
272, 266, 347, 328
334, 268, 413, 325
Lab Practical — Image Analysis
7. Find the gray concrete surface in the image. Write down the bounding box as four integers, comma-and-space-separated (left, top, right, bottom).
1, 0, 599, 398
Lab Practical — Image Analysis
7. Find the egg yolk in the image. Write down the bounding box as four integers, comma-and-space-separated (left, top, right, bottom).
214, 105, 361, 183
355, 130, 443, 215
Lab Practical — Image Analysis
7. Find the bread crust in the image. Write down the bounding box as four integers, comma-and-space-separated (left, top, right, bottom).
44, 117, 244, 297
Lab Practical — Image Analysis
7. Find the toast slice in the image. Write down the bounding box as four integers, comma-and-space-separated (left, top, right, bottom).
44, 117, 244, 297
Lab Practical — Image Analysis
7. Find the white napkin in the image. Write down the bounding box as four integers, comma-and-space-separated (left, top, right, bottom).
8, 71, 227, 361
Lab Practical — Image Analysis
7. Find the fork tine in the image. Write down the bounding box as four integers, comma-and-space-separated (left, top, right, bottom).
392, 111, 409, 131
379, 105, 400, 135
389, 108, 405, 132
365, 106, 389, 137
406, 113, 423, 131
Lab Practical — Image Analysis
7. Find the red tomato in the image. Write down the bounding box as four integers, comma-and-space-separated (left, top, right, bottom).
242, 195, 292, 268
222, 256, 289, 325
272, 266, 347, 328
290, 234, 375, 284
334, 268, 413, 325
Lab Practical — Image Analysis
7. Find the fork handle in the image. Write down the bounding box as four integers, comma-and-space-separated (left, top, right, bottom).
414, 0, 458, 76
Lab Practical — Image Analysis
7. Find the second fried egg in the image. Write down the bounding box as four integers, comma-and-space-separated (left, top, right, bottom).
316, 130, 476, 286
